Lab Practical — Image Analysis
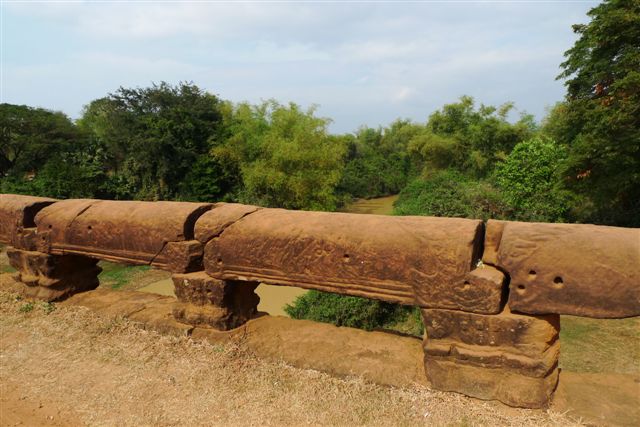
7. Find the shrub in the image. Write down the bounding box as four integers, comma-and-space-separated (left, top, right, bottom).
284, 290, 421, 334
393, 169, 511, 220
495, 137, 573, 222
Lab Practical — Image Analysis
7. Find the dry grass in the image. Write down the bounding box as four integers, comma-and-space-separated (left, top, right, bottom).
0, 291, 583, 427
560, 315, 640, 374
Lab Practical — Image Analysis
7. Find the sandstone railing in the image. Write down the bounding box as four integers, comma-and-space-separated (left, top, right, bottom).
1, 194, 638, 408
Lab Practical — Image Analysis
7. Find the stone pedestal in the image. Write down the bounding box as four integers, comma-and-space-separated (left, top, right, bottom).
7, 248, 101, 302
172, 271, 259, 330
421, 306, 560, 408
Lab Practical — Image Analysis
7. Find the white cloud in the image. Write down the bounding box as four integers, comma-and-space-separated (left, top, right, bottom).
3, 1, 599, 132
391, 86, 413, 103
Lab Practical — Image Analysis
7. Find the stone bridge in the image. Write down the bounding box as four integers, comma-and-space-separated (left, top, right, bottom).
1, 194, 638, 409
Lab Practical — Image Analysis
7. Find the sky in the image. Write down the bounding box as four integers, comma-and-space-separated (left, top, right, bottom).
1, 0, 599, 133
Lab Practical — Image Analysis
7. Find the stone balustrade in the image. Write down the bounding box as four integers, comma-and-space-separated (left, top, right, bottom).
1, 193, 638, 409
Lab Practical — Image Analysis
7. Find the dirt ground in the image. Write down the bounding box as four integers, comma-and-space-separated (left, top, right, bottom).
0, 287, 587, 427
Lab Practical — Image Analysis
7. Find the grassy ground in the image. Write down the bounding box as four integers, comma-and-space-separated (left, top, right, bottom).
94, 261, 170, 291
560, 315, 640, 374
97, 262, 154, 290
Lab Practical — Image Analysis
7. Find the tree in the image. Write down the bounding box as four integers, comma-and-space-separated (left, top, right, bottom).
0, 104, 79, 177
422, 96, 535, 177
557, 0, 640, 226
78, 82, 230, 201
0, 103, 107, 199
214, 101, 346, 211
338, 121, 416, 200
495, 137, 574, 222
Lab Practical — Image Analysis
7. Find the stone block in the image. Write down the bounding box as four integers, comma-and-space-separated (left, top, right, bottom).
7, 248, 101, 302
172, 272, 259, 330
0, 194, 56, 250
421, 307, 560, 408
194, 203, 261, 243
34, 199, 213, 269
437, 265, 506, 314
163, 240, 204, 273
424, 358, 559, 408
484, 220, 640, 318
203, 207, 486, 308
422, 306, 559, 356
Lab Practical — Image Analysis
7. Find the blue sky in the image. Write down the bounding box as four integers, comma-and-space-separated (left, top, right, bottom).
1, 0, 598, 133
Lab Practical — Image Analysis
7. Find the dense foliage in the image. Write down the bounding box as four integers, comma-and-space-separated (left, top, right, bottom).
214, 101, 346, 210
78, 82, 231, 201
284, 290, 422, 334
555, 0, 640, 226
495, 137, 573, 222
394, 170, 510, 220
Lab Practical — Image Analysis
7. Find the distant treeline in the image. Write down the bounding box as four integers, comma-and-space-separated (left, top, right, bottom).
1, 1, 638, 227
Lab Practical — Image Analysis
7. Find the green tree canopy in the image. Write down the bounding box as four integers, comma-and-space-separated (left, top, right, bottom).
557, 0, 640, 226
338, 120, 417, 199
214, 101, 346, 211
495, 137, 573, 222
423, 96, 536, 176
0, 104, 79, 177
78, 82, 230, 201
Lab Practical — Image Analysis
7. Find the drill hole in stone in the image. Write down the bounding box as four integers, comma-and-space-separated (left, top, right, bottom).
48, 224, 52, 229
516, 284, 526, 292
217, 258, 223, 265
553, 276, 564, 287
529, 270, 536, 276
87, 225, 92, 231
343, 254, 350, 263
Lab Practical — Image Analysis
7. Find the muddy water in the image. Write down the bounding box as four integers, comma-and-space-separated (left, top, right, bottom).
138, 195, 398, 316
340, 194, 399, 215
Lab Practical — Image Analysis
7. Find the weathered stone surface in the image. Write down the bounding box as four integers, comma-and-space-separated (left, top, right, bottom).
425, 340, 559, 377
64, 287, 166, 317
0, 194, 56, 250
163, 240, 204, 273
204, 208, 486, 308
484, 220, 640, 318
445, 266, 506, 314
172, 272, 259, 330
192, 315, 428, 389
61, 289, 194, 336
421, 307, 560, 408
55, 284, 428, 389
422, 306, 559, 356
194, 203, 261, 243
35, 199, 213, 269
7, 248, 101, 301
424, 358, 559, 408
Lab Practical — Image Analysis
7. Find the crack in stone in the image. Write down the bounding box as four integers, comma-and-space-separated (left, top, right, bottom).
200, 207, 262, 245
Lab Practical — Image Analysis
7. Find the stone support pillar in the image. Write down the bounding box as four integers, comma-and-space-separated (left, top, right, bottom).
7, 248, 101, 302
421, 306, 560, 408
172, 271, 259, 330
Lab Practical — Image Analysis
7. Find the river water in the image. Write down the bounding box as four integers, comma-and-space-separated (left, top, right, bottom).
138, 195, 399, 316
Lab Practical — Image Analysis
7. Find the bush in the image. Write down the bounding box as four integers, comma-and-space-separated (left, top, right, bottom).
393, 169, 511, 220
284, 290, 422, 334
494, 137, 573, 222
